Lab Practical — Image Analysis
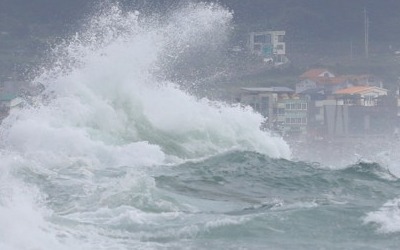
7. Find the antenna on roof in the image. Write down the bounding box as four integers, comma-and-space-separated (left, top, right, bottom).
364, 7, 369, 59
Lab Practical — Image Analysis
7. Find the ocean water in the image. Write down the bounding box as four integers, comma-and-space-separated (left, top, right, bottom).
1, 3, 400, 250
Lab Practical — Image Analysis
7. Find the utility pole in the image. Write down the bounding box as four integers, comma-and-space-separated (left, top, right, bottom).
364, 8, 369, 59
350, 39, 353, 61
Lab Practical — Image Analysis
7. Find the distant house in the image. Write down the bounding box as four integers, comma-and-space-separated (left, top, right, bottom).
248, 31, 287, 64
239, 87, 294, 118
296, 77, 352, 95
319, 86, 391, 136
276, 98, 308, 136
296, 69, 353, 94
296, 79, 319, 94
238, 87, 308, 136
299, 68, 335, 79
334, 86, 388, 106
295, 68, 394, 138
297, 69, 383, 95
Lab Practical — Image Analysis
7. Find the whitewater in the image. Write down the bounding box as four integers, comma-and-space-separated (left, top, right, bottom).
1, 2, 400, 250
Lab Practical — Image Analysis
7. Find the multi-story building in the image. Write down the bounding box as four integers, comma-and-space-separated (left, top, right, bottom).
276, 98, 308, 136
237, 68, 396, 139
327, 86, 393, 136
239, 87, 294, 118
248, 31, 287, 64
295, 68, 394, 138
238, 87, 308, 136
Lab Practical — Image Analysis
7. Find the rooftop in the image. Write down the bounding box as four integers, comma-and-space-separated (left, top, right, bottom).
300, 68, 334, 79
334, 86, 387, 95
241, 87, 294, 93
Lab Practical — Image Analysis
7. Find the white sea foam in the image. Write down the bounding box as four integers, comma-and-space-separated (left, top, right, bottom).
1, 2, 289, 163
364, 197, 400, 233
0, 2, 291, 249
0, 153, 68, 250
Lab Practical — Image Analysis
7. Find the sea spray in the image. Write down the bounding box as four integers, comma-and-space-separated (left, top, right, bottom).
364, 198, 400, 233
0, 3, 291, 250
2, 1, 290, 162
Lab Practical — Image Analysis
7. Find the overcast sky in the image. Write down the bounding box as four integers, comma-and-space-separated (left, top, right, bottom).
1, 0, 400, 42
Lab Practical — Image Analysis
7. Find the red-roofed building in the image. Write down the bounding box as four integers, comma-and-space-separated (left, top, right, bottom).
299, 68, 335, 79
321, 85, 393, 137
334, 86, 388, 106
297, 68, 383, 95
294, 68, 395, 138
296, 75, 351, 95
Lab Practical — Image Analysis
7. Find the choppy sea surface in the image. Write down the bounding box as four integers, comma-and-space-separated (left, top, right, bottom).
1, 3, 400, 250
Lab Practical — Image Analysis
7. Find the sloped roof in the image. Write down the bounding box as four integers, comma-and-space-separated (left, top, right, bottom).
300, 68, 334, 79
298, 87, 325, 95
334, 86, 387, 95
241, 87, 294, 93
303, 76, 348, 85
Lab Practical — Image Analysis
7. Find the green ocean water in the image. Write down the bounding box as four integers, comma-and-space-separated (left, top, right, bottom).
9, 150, 399, 250
153, 151, 400, 249
1, 3, 399, 249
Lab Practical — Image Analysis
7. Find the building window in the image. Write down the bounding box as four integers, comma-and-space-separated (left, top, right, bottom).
276, 44, 284, 50
344, 99, 354, 105
253, 34, 272, 44
285, 103, 307, 110
254, 34, 266, 43
261, 97, 269, 112
278, 35, 284, 42
253, 44, 261, 51
285, 118, 306, 125
364, 95, 376, 106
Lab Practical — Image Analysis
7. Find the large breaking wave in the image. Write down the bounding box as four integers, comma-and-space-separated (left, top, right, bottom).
0, 2, 290, 249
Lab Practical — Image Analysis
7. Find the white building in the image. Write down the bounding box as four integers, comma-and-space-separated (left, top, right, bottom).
248, 31, 287, 64
334, 86, 388, 107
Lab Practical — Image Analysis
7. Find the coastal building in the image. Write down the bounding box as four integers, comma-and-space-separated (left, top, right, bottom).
238, 87, 308, 136
296, 68, 352, 95
248, 31, 287, 65
276, 98, 308, 136
334, 86, 388, 106
295, 68, 393, 138
296, 69, 383, 95
236, 67, 396, 139
299, 68, 335, 79
322, 86, 391, 136
239, 87, 294, 118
